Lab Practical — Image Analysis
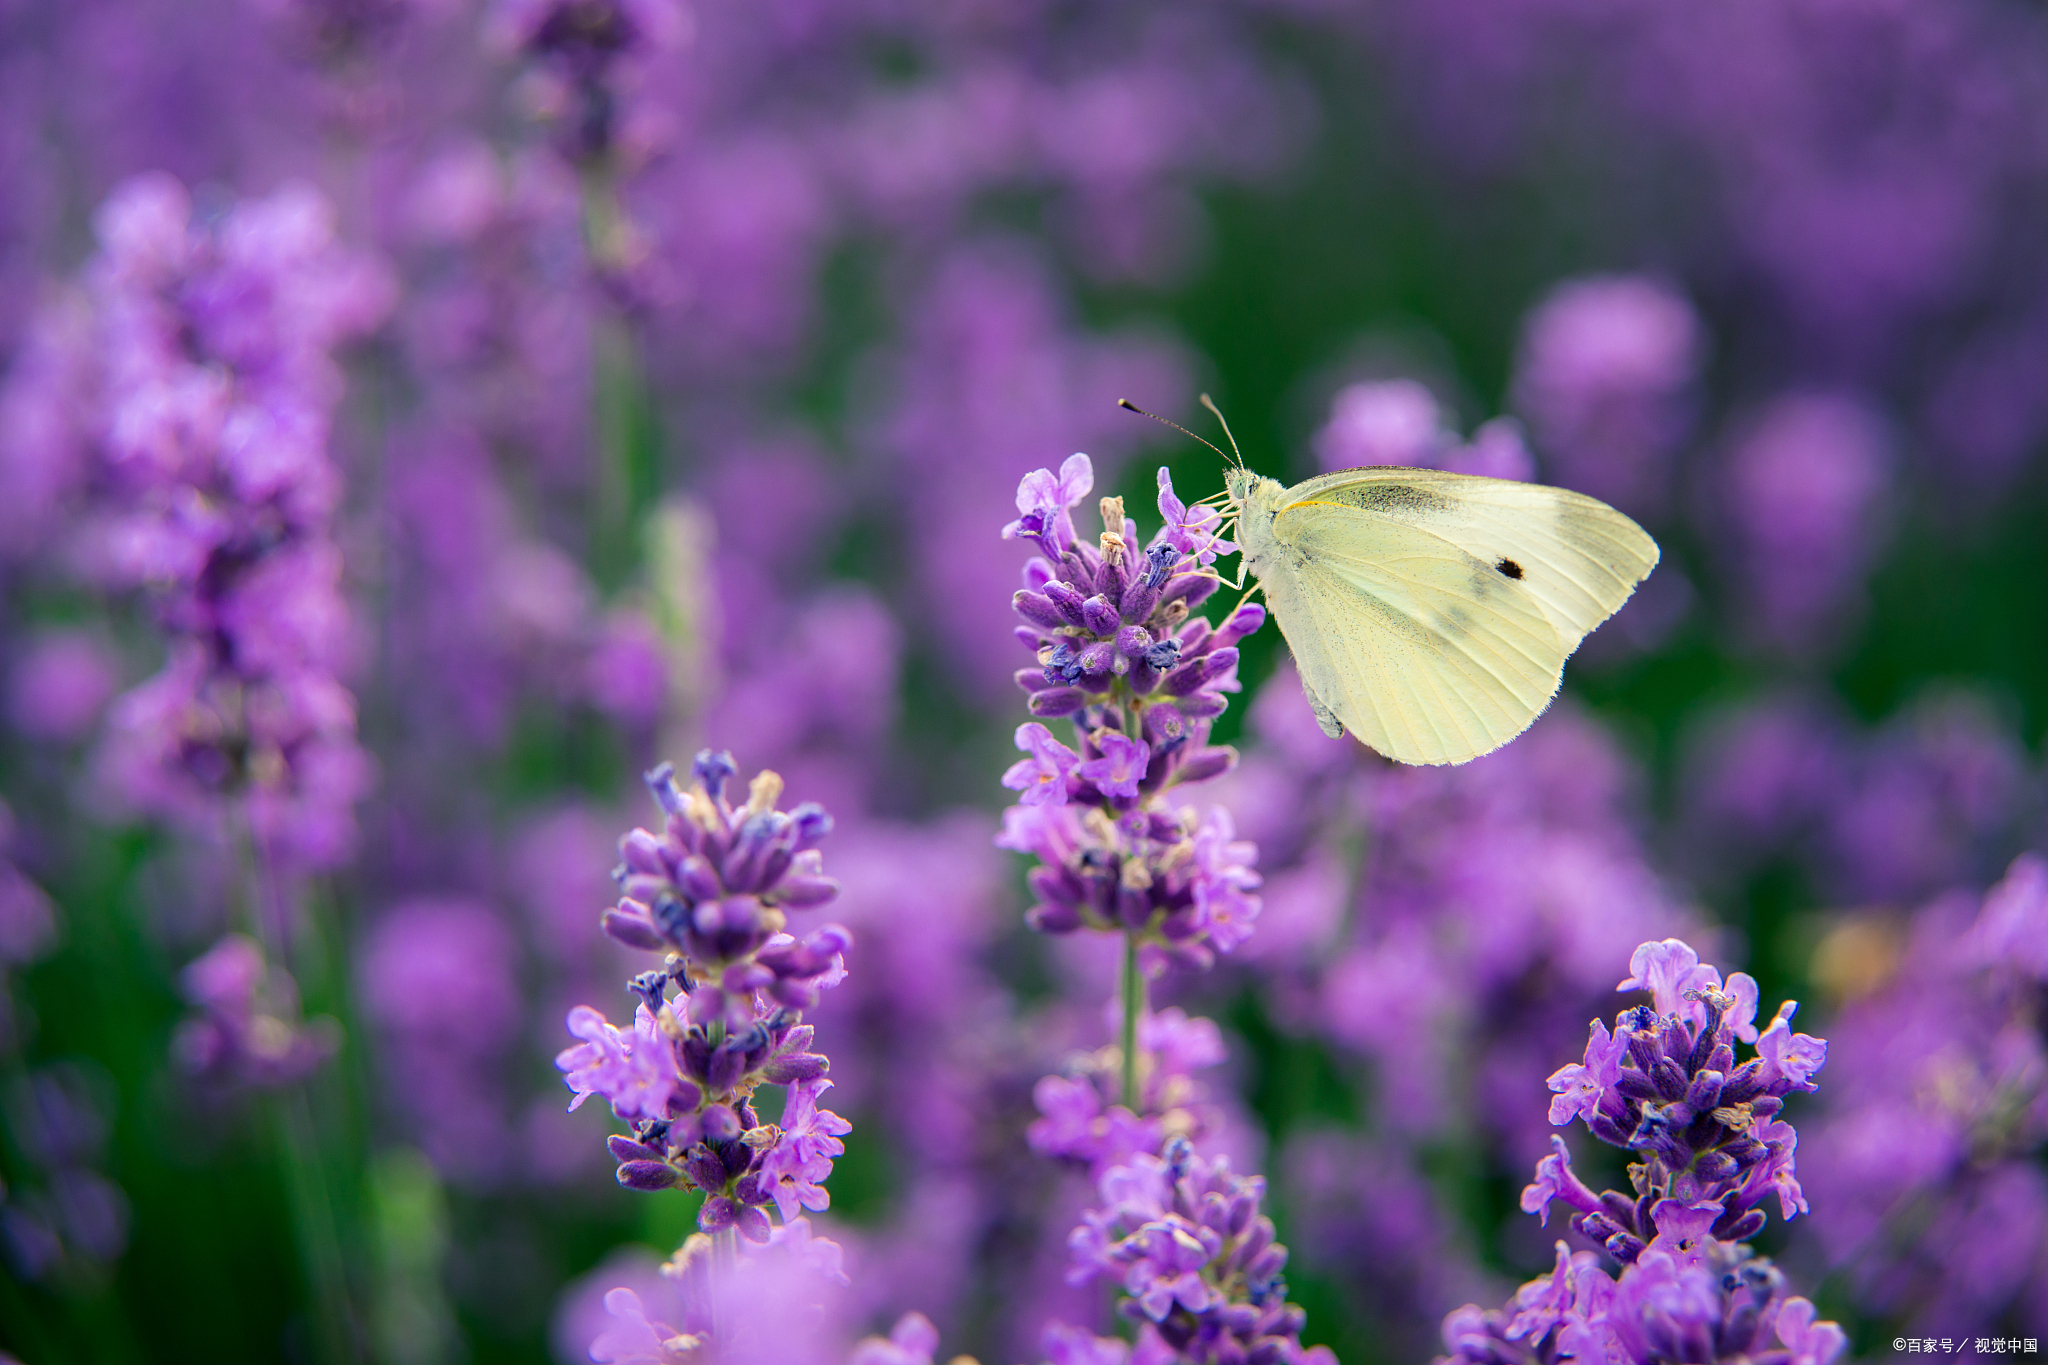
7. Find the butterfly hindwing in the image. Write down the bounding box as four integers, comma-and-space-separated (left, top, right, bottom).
1263, 496, 1571, 765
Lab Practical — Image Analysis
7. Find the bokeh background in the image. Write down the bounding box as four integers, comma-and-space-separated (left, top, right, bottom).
2, 0, 2046, 1361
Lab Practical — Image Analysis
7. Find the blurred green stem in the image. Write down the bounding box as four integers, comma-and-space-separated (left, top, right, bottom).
1121, 931, 1145, 1111
580, 159, 655, 594
234, 805, 358, 1365
273, 1089, 357, 1365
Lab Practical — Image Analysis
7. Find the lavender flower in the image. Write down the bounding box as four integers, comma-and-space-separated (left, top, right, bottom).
1060, 1136, 1336, 1365
490, 0, 689, 167
999, 452, 1262, 970
0, 1062, 130, 1278
0, 802, 57, 973
1797, 854, 2048, 1332
357, 898, 524, 1179
1716, 392, 1893, 658
6, 628, 120, 744
1435, 938, 1845, 1365
559, 751, 852, 1242
1313, 380, 1537, 482
1511, 276, 1702, 520
1029, 1005, 1231, 1178
580, 1216, 854, 1364
172, 934, 339, 1091
1528, 939, 1819, 1253
47, 173, 391, 875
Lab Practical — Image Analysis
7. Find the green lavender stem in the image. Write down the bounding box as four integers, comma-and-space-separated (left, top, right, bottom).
274, 1089, 357, 1365
233, 807, 358, 1365
579, 160, 656, 594
1121, 930, 1145, 1111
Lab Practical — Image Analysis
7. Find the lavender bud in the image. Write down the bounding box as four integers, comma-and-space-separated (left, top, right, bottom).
764, 1052, 828, 1083
1113, 625, 1153, 658
1099, 555, 1128, 606
701, 1104, 741, 1142
786, 802, 827, 855
1694, 1149, 1740, 1182
609, 1135, 667, 1163
773, 875, 839, 908
1215, 603, 1267, 644
602, 906, 668, 951
620, 829, 667, 874
616, 1160, 679, 1191
1030, 688, 1087, 718
1716, 1208, 1768, 1241
1013, 590, 1069, 631
1164, 647, 1238, 696
644, 762, 686, 814
1043, 580, 1091, 627
683, 1151, 728, 1192
1616, 1069, 1662, 1103
1245, 1245, 1288, 1284
1604, 1231, 1646, 1263
1649, 1056, 1690, 1100
1174, 746, 1237, 785
1121, 577, 1162, 620
689, 750, 738, 801
1026, 902, 1084, 934
1081, 595, 1121, 635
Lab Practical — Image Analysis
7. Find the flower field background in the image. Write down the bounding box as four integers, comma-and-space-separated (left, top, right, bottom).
0, 1, 2045, 1362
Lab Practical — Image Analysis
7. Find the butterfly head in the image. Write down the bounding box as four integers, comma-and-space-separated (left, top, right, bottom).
1224, 466, 1258, 508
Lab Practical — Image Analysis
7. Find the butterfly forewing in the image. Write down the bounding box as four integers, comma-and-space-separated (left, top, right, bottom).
1281, 467, 1659, 649
1267, 498, 1571, 765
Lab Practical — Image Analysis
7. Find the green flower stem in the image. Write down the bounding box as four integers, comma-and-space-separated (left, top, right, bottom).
579, 159, 657, 594
233, 806, 358, 1365
273, 1089, 357, 1365
1121, 930, 1145, 1112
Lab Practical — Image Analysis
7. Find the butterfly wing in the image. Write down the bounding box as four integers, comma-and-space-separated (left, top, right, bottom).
1278, 466, 1660, 650
1259, 496, 1571, 766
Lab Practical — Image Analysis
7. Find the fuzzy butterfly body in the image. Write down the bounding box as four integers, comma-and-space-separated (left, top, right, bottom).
1223, 464, 1659, 766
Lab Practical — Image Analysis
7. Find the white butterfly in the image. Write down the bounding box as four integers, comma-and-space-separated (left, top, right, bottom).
1132, 399, 1660, 767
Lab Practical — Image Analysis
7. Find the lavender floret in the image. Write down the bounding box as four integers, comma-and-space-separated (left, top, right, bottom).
997, 453, 1264, 969
1434, 938, 1846, 1365
558, 753, 852, 1243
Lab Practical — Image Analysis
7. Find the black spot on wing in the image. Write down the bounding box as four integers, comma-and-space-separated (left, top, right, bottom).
1496, 558, 1523, 580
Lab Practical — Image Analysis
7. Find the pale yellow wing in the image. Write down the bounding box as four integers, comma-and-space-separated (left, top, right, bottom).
1278, 466, 1659, 650
1261, 497, 1570, 766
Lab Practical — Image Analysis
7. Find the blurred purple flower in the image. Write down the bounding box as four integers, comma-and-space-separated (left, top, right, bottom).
1716, 392, 1892, 658
873, 242, 1188, 701
1314, 380, 1536, 482
1798, 854, 2048, 1333
359, 897, 524, 1176
8, 630, 120, 744
172, 933, 339, 1091
1511, 276, 1701, 519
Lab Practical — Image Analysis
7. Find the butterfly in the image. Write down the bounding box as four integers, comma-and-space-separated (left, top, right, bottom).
1127, 398, 1659, 767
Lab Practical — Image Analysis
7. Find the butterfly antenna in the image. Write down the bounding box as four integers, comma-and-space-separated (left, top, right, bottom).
1198, 393, 1246, 470
1118, 399, 1233, 467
